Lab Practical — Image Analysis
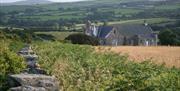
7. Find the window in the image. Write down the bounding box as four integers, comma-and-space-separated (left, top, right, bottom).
114, 30, 116, 34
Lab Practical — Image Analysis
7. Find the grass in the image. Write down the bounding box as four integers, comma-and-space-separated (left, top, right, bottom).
108, 18, 175, 25
98, 8, 143, 14
33, 41, 180, 91
76, 18, 175, 27
155, 3, 180, 10
20, 14, 84, 21
35, 32, 80, 40
96, 46, 180, 68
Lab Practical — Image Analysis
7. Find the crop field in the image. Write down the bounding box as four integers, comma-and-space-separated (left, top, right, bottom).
96, 46, 180, 68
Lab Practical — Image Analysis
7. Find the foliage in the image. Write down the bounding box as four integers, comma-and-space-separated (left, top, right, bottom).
36, 34, 55, 41
34, 41, 180, 91
35, 32, 79, 40
0, 40, 25, 90
65, 33, 99, 46
0, 29, 56, 43
158, 29, 180, 46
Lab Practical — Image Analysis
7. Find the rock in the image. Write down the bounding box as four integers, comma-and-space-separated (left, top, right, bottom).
9, 86, 46, 91
8, 74, 59, 91
8, 46, 60, 91
18, 45, 38, 68
22, 68, 47, 75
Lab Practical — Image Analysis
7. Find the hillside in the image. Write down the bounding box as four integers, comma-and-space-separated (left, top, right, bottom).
33, 41, 180, 91
2, 34, 180, 90
0, 0, 179, 29
0, 0, 53, 5
0, 0, 180, 90
0, 27, 180, 90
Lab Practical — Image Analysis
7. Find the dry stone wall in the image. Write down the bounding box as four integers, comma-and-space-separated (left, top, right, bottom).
8, 45, 60, 91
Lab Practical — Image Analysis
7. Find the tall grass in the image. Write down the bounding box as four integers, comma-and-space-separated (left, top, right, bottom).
0, 40, 25, 90
34, 41, 180, 91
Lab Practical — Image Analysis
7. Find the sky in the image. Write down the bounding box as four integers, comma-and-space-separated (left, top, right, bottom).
0, 0, 87, 3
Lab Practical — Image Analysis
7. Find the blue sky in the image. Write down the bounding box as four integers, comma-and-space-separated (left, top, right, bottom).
0, 0, 87, 3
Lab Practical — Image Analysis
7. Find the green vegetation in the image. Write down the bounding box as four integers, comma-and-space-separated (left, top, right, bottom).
65, 33, 99, 46
0, 26, 180, 90
76, 18, 175, 27
35, 32, 79, 40
0, 0, 179, 28
159, 29, 180, 46
33, 41, 180, 91
0, 40, 25, 90
0, 0, 180, 90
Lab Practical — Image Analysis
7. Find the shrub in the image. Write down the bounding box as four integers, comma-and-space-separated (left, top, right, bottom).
34, 41, 180, 91
65, 33, 99, 46
0, 41, 25, 90
159, 29, 180, 46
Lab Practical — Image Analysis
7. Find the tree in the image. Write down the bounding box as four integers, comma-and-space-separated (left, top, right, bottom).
103, 21, 108, 26
65, 33, 99, 46
158, 29, 178, 45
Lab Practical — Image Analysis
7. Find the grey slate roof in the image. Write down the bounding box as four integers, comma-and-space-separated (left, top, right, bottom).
96, 24, 154, 39
140, 33, 157, 39
113, 24, 153, 37
97, 26, 114, 38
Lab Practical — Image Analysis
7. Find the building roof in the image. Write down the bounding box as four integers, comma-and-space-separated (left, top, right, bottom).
139, 33, 157, 39
96, 24, 155, 39
113, 24, 153, 37
97, 26, 114, 38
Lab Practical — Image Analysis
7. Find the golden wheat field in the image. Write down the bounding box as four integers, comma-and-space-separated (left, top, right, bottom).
96, 46, 180, 68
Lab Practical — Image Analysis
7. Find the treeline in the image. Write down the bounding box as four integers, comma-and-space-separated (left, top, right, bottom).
159, 28, 180, 46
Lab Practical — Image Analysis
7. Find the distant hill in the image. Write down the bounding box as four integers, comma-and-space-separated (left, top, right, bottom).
0, 0, 172, 6
1, 0, 53, 6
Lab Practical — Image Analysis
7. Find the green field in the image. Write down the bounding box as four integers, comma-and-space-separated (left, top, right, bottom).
34, 18, 176, 40
0, 0, 179, 28
108, 18, 175, 25
35, 32, 80, 40
76, 18, 176, 27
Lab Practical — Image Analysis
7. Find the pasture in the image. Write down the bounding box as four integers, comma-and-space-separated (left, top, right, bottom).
96, 46, 180, 68
35, 32, 79, 40
75, 18, 175, 28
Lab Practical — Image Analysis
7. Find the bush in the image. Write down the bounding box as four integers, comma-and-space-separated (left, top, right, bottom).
34, 41, 180, 91
158, 29, 180, 46
65, 33, 99, 46
0, 41, 25, 90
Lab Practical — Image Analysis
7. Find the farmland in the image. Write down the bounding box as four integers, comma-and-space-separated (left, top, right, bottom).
35, 32, 79, 40
0, 0, 179, 28
96, 46, 180, 68
0, 28, 180, 90
33, 18, 175, 39
75, 18, 175, 27
0, 0, 180, 90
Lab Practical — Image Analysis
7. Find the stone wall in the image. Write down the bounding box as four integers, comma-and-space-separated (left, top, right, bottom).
8, 45, 60, 91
